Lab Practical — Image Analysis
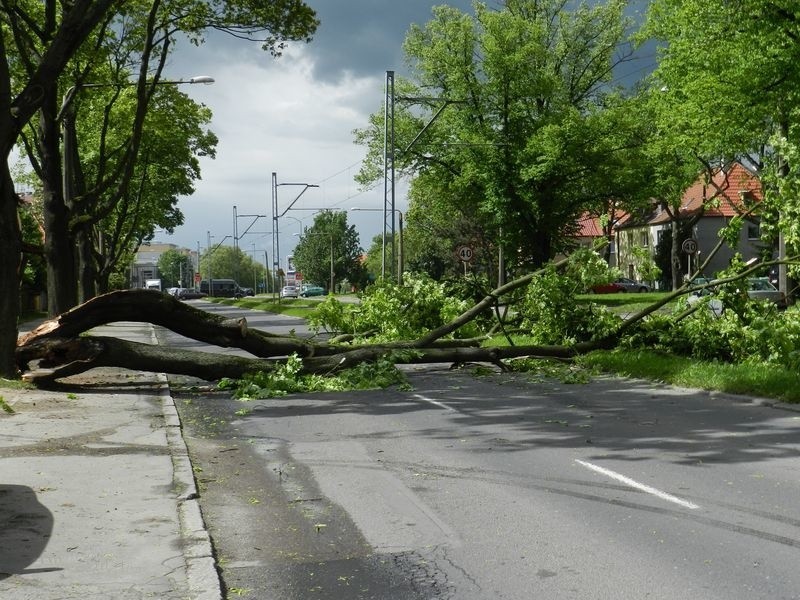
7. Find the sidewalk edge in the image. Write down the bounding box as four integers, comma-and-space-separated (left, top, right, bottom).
151, 327, 222, 600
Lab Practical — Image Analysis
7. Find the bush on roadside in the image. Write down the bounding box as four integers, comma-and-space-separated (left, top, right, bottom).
622, 296, 800, 370
308, 273, 476, 342
518, 262, 622, 345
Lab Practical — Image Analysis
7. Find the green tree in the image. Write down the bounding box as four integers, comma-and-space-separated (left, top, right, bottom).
0, 0, 317, 377
15, 0, 317, 313
93, 85, 216, 293
0, 0, 122, 377
641, 0, 800, 285
157, 248, 193, 288
293, 211, 364, 292
355, 0, 647, 276
200, 245, 264, 287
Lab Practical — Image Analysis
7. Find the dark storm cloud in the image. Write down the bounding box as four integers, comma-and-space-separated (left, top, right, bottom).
302, 0, 652, 84
303, 0, 477, 82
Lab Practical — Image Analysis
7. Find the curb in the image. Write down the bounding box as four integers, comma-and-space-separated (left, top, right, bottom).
150, 329, 222, 600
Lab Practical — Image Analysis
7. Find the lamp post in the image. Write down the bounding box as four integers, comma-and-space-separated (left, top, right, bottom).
294, 231, 334, 294
60, 75, 214, 302
285, 215, 305, 237
205, 232, 231, 297
351, 207, 404, 284
60, 75, 215, 204
271, 172, 319, 290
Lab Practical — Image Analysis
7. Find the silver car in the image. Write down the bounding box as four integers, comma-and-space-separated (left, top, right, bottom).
747, 277, 785, 306
615, 277, 651, 293
280, 285, 298, 298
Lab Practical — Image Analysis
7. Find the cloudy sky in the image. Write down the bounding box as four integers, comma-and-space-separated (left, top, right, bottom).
161, 0, 650, 268
160, 0, 477, 265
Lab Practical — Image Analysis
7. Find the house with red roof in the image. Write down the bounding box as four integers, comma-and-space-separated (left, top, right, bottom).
615, 161, 765, 286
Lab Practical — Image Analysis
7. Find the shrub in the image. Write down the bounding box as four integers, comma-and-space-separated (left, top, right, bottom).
308, 273, 475, 342
518, 265, 621, 345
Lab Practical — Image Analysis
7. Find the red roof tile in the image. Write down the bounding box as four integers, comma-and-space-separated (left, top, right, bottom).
679, 162, 761, 217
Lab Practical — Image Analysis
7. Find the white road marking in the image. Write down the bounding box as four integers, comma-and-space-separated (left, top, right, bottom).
575, 459, 700, 510
413, 394, 456, 411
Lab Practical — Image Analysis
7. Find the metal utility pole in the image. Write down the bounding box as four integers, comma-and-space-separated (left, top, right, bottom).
383, 70, 464, 283
271, 172, 318, 289
383, 71, 396, 280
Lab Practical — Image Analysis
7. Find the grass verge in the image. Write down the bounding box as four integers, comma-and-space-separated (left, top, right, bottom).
578, 349, 800, 404
0, 378, 32, 391
209, 296, 799, 405
208, 296, 322, 319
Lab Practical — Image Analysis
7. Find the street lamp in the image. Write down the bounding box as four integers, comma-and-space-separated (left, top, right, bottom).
271, 172, 319, 289
205, 231, 231, 297
294, 232, 334, 294
351, 206, 404, 284
60, 75, 214, 301
285, 215, 305, 237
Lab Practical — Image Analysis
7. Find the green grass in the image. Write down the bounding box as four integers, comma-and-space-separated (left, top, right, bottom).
578, 349, 800, 403
208, 296, 323, 319
0, 378, 32, 390
211, 294, 799, 404
576, 291, 669, 305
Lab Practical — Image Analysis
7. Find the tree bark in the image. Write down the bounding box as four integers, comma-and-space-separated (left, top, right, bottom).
18, 289, 319, 359
17, 331, 605, 387
0, 165, 22, 377
40, 84, 78, 315
15, 288, 610, 385
17, 336, 278, 386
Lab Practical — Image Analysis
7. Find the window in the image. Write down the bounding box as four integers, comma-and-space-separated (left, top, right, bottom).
640, 231, 649, 247
747, 221, 760, 240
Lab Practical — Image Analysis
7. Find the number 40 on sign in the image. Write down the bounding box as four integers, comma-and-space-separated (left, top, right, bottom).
456, 245, 474, 262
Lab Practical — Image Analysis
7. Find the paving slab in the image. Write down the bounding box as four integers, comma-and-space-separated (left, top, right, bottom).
1, 322, 220, 600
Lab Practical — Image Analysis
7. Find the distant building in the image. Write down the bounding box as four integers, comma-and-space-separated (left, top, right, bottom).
616, 161, 764, 284
130, 242, 196, 288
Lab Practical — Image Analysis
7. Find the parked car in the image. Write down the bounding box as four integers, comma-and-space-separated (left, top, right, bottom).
280, 285, 298, 298
615, 277, 651, 293
177, 288, 205, 300
590, 281, 624, 294
300, 285, 325, 297
688, 276, 715, 296
747, 277, 785, 306
240, 287, 255, 296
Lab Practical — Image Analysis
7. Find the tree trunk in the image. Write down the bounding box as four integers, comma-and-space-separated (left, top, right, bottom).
17, 336, 278, 386
17, 330, 603, 387
15, 284, 609, 385
39, 85, 78, 316
0, 165, 22, 377
75, 223, 97, 303
670, 218, 682, 290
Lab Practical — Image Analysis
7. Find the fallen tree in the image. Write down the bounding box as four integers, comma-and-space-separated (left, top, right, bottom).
16, 250, 792, 386
15, 266, 612, 385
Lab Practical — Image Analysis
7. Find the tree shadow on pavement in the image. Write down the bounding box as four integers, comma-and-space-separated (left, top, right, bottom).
238, 367, 800, 468
0, 485, 58, 580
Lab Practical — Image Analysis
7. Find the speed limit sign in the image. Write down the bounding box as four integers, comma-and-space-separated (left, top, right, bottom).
681, 238, 699, 255
456, 245, 474, 262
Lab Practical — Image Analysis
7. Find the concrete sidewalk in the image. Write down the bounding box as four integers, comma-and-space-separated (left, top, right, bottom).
1, 322, 220, 600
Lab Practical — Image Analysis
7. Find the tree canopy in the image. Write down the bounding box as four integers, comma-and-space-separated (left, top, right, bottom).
292, 211, 365, 292
355, 0, 647, 274
0, 0, 318, 377
641, 0, 800, 285
200, 245, 266, 288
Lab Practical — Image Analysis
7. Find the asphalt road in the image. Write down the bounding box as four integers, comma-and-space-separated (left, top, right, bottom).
164, 300, 800, 599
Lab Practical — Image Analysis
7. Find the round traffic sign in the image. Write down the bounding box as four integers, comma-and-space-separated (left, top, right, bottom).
456, 245, 474, 262
681, 238, 698, 254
